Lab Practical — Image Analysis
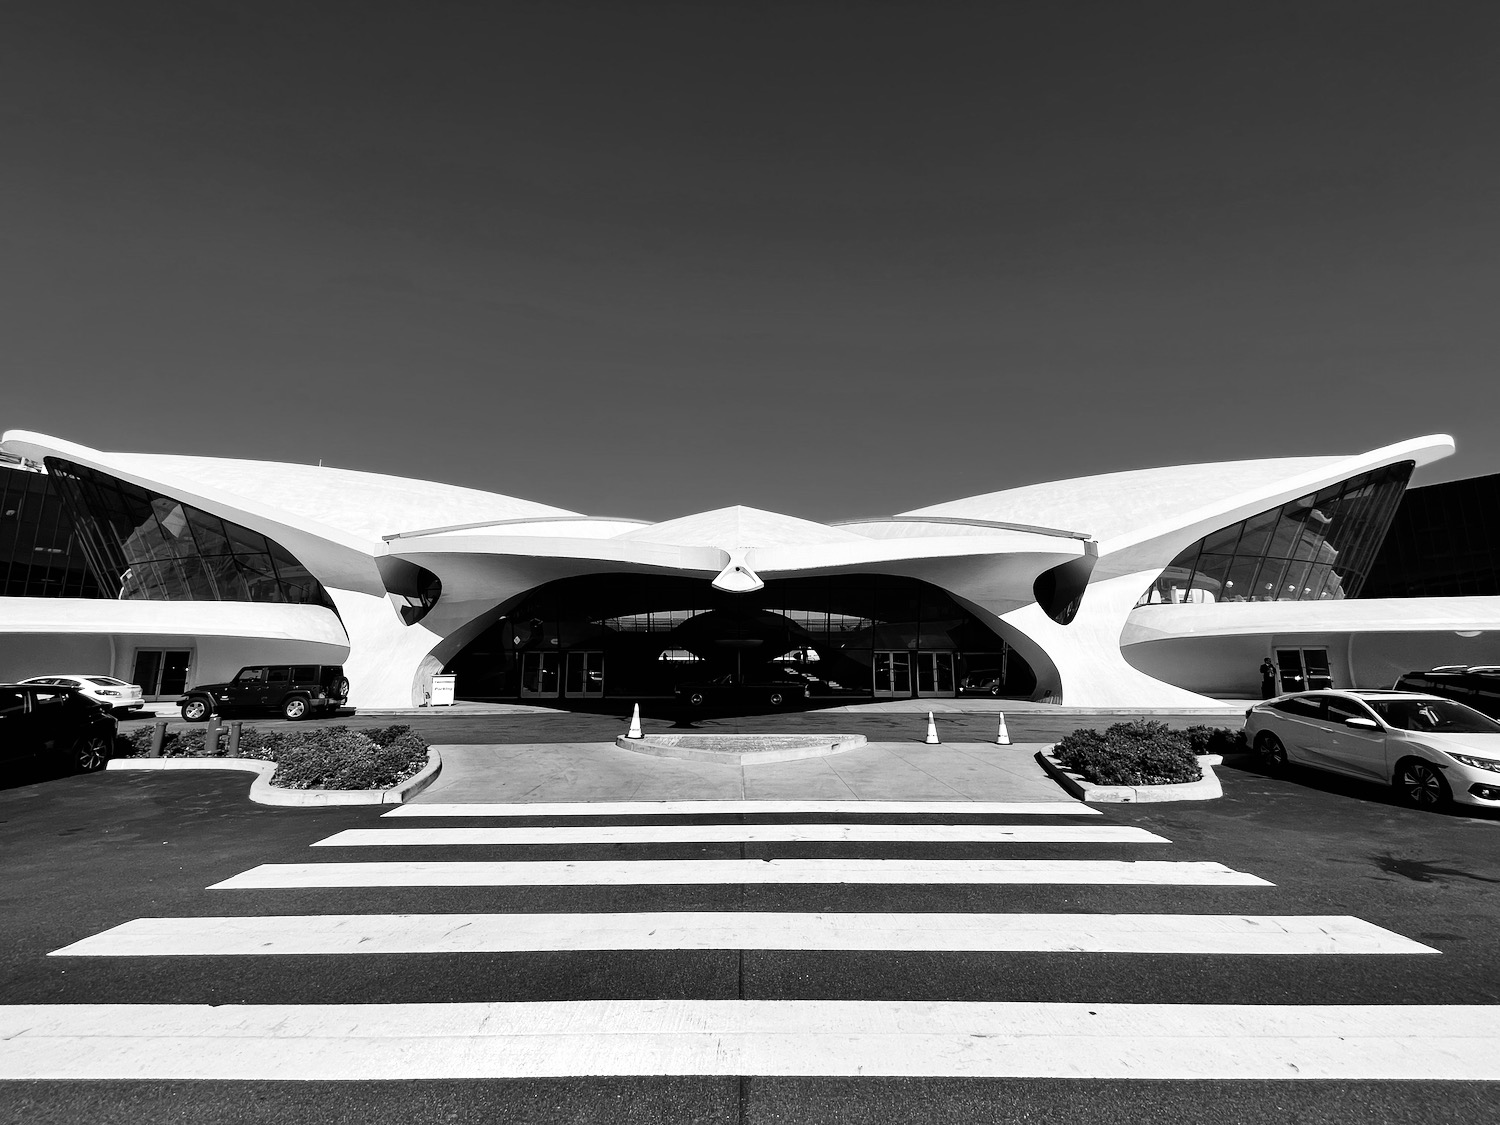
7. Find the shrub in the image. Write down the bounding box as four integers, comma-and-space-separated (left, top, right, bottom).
1052, 719, 1202, 786
116, 722, 430, 789
1183, 724, 1247, 757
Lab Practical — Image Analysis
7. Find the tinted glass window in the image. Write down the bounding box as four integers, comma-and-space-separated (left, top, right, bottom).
1367, 698, 1500, 733
1325, 698, 1376, 724
266, 667, 290, 684
1271, 696, 1325, 719
0, 690, 25, 716
291, 665, 317, 682
235, 668, 266, 683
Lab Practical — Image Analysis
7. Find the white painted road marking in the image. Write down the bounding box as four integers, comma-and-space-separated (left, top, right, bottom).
385, 800, 1099, 818
315, 824, 1170, 846
51, 913, 1436, 957
2, 1001, 1496, 1080
210, 859, 1272, 889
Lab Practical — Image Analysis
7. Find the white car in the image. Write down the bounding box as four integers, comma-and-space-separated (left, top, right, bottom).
1245, 689, 1500, 810
18, 675, 145, 714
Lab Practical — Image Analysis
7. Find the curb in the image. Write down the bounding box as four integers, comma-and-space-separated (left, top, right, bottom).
1035, 749, 1223, 803
105, 748, 442, 807
614, 733, 868, 764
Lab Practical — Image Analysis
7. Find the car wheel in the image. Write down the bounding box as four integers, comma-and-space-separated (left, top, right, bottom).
1255, 732, 1288, 771
335, 678, 350, 699
283, 697, 309, 721
181, 698, 209, 722
688, 692, 705, 707
768, 691, 785, 707
74, 733, 111, 773
1395, 758, 1451, 809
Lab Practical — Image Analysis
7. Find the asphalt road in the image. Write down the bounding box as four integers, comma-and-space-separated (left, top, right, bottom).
1, 744, 1497, 1123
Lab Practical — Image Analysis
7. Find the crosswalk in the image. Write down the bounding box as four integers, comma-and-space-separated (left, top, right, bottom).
9, 798, 1500, 1082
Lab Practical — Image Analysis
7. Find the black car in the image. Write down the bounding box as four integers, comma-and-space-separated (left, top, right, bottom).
1391, 667, 1500, 720
0, 683, 117, 773
674, 674, 811, 710
179, 664, 350, 722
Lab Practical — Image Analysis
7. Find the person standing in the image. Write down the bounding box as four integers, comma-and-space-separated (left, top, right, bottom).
1260, 657, 1278, 698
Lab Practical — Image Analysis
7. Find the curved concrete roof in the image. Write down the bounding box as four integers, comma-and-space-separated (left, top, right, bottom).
1, 431, 579, 546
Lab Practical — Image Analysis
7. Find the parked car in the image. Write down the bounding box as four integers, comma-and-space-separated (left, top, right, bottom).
675, 673, 811, 710
179, 664, 349, 722
1391, 667, 1500, 720
17, 674, 145, 714
0, 683, 116, 772
1245, 689, 1500, 810
960, 671, 1004, 696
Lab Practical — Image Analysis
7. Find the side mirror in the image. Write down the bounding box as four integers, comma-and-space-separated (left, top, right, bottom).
1345, 717, 1380, 731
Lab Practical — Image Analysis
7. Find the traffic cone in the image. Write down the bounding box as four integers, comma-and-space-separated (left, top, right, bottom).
924, 711, 940, 745
996, 712, 1011, 746
626, 703, 643, 739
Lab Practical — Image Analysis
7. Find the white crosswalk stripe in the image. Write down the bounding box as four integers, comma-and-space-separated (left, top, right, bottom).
384, 800, 1101, 818
210, 858, 1272, 889
19, 794, 1479, 1085
4, 1001, 1498, 1080
314, 823, 1170, 846
51, 912, 1437, 957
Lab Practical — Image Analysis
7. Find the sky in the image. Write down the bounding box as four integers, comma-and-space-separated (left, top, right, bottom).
3, 1, 1499, 523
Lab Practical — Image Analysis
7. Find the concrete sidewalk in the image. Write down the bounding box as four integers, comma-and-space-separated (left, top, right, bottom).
412, 740, 1067, 805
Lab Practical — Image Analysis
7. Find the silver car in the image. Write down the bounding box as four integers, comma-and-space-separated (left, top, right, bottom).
1244, 690, 1500, 810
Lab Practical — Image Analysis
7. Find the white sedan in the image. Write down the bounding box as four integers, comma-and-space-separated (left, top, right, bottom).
18, 675, 145, 714
1244, 689, 1500, 810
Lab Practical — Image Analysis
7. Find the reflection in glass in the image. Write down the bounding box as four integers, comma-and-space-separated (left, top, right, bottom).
1137, 462, 1414, 607
44, 458, 334, 608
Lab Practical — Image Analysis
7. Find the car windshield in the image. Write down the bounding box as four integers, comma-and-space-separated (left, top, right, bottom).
1367, 698, 1500, 734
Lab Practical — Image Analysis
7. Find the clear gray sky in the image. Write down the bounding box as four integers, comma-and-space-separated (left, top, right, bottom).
3, 2, 1498, 521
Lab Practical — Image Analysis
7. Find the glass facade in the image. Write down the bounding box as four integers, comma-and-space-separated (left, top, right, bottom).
450, 572, 1033, 704
0, 464, 103, 598
1362, 473, 1500, 598
45, 458, 333, 607
1137, 461, 1414, 607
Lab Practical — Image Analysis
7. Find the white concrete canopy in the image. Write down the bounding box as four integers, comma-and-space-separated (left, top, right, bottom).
0, 429, 1465, 708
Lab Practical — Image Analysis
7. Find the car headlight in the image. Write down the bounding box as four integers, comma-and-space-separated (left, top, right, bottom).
1448, 752, 1500, 773
97, 689, 120, 696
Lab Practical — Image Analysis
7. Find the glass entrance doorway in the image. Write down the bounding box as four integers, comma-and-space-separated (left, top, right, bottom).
916, 652, 955, 696
565, 651, 604, 698
873, 651, 912, 697
131, 649, 192, 700
1275, 647, 1332, 693
520, 652, 560, 698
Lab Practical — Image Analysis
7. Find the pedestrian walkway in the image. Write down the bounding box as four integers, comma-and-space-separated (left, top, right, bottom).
17, 794, 1492, 1083
412, 740, 1067, 804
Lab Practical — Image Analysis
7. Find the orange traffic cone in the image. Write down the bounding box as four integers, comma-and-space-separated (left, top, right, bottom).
626, 703, 643, 739
996, 712, 1011, 746
924, 711, 940, 745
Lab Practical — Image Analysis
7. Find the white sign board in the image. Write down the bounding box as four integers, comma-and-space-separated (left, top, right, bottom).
429, 674, 456, 707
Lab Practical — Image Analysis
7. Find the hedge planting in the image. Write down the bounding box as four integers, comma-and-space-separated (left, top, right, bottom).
1052, 719, 1216, 786
120, 724, 430, 791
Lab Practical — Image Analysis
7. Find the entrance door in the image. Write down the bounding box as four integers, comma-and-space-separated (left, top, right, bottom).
1275, 648, 1333, 693
520, 652, 561, 698
565, 651, 604, 698
131, 649, 193, 700
873, 651, 912, 697
916, 652, 956, 696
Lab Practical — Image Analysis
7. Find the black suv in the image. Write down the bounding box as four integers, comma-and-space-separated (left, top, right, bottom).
0, 683, 117, 772
179, 664, 350, 722
1392, 666, 1500, 720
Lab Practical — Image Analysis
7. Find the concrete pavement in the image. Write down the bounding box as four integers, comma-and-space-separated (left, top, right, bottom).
413, 740, 1066, 805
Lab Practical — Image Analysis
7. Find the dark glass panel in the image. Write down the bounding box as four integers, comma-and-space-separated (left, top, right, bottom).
41, 457, 332, 607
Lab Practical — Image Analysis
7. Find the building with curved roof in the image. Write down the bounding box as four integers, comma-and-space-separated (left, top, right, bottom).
3, 428, 1493, 711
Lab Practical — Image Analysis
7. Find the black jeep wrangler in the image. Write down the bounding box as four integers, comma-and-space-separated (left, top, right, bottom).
179, 664, 350, 722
